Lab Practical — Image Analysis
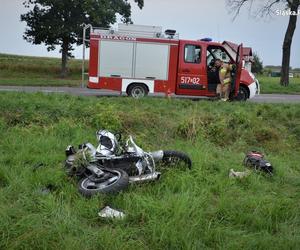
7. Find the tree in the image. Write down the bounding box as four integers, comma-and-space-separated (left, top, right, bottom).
252, 52, 263, 74
227, 0, 299, 86
21, 0, 144, 77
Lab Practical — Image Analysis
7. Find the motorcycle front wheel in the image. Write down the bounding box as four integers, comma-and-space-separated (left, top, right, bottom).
161, 151, 192, 169
78, 169, 129, 197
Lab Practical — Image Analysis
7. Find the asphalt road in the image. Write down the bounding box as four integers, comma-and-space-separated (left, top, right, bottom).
0, 85, 300, 103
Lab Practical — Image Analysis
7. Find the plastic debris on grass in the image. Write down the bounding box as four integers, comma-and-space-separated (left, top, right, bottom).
98, 206, 125, 219
229, 169, 251, 179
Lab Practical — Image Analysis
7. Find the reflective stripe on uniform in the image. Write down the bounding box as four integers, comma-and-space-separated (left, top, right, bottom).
224, 78, 231, 84
220, 68, 227, 75
220, 66, 231, 85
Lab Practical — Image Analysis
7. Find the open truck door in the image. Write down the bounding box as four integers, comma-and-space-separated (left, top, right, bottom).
232, 44, 243, 99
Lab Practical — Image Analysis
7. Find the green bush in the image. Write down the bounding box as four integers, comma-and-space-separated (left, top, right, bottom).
176, 116, 201, 141
90, 109, 123, 132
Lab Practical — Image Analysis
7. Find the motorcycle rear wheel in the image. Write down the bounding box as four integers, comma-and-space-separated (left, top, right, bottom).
161, 151, 192, 169
78, 169, 129, 197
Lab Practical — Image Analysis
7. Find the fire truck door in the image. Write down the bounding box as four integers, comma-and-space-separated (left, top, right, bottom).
176, 42, 207, 95
232, 44, 243, 97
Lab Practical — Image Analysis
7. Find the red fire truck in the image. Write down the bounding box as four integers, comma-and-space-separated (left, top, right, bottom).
84, 24, 260, 100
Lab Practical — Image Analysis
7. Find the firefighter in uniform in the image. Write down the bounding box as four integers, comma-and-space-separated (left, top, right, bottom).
215, 59, 234, 101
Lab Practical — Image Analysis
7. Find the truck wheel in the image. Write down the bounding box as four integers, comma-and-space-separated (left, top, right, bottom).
235, 86, 248, 101
127, 84, 148, 98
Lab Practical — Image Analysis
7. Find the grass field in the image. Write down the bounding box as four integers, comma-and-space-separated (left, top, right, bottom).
257, 76, 300, 94
1, 53, 300, 93
0, 92, 300, 249
0, 53, 82, 87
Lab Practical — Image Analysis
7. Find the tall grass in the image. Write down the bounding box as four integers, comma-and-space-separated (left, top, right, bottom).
0, 92, 300, 249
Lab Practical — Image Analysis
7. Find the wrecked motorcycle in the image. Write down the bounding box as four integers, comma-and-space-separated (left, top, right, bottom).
65, 130, 192, 197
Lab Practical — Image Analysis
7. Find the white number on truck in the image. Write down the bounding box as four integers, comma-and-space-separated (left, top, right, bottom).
180, 77, 200, 84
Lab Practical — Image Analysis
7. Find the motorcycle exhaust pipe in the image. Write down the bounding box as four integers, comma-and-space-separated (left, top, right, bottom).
129, 172, 161, 183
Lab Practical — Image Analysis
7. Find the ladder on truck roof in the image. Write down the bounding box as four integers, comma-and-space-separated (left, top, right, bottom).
93, 23, 179, 39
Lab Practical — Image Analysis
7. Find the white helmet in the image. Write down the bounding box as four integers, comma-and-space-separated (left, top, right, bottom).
96, 130, 118, 156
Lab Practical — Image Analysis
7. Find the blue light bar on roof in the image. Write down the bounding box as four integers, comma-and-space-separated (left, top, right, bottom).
200, 38, 212, 42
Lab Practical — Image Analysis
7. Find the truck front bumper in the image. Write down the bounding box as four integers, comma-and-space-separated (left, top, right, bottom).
248, 79, 260, 99
255, 79, 260, 95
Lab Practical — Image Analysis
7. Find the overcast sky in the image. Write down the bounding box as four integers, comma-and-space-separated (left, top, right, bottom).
0, 0, 299, 67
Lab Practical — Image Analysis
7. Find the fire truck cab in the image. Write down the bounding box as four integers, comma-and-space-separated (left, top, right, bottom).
86, 24, 260, 100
